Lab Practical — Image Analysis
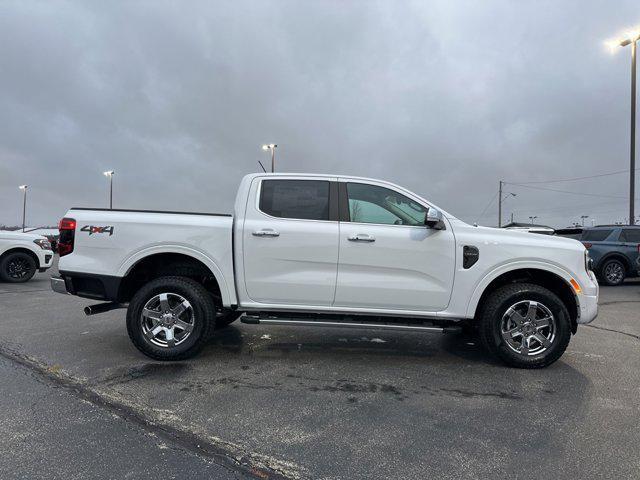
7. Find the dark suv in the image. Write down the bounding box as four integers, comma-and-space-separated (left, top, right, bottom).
581, 225, 640, 286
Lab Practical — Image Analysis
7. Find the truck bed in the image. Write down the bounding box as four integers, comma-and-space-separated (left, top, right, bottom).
59, 207, 237, 306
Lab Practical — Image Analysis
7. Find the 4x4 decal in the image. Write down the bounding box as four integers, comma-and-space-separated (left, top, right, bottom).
81, 225, 114, 236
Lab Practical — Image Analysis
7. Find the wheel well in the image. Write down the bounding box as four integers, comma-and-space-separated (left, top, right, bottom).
0, 248, 39, 268
474, 268, 579, 334
118, 253, 221, 303
597, 253, 630, 272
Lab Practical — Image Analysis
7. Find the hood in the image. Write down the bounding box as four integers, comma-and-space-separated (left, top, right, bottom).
449, 219, 585, 252
0, 230, 45, 242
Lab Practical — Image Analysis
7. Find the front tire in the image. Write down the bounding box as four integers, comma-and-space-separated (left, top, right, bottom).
127, 276, 216, 360
478, 283, 571, 369
598, 258, 626, 286
0, 252, 37, 283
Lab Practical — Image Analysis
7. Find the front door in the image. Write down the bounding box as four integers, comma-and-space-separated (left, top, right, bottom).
334, 180, 456, 312
242, 177, 339, 306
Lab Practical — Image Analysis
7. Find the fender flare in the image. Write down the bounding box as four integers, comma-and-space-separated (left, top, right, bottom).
117, 244, 234, 307
465, 260, 578, 318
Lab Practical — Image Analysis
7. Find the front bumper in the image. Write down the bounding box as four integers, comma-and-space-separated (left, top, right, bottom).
38, 251, 54, 272
51, 276, 69, 295
577, 274, 599, 324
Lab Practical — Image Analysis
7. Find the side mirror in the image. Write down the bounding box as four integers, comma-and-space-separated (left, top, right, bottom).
425, 207, 445, 230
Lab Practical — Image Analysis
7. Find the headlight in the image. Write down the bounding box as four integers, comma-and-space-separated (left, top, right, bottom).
33, 238, 52, 250
584, 249, 593, 272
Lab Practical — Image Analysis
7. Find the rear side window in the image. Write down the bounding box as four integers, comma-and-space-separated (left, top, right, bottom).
619, 229, 640, 242
581, 229, 613, 241
259, 180, 330, 221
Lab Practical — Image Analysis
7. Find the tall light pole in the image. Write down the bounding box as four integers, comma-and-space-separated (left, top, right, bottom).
261, 144, 277, 173
19, 185, 27, 232
497, 181, 516, 227
103, 171, 114, 209
529, 215, 538, 225
580, 215, 589, 226
608, 29, 640, 225
498, 180, 502, 227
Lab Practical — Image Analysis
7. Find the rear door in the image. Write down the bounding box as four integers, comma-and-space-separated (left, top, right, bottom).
242, 177, 339, 306
333, 180, 456, 312
618, 228, 640, 272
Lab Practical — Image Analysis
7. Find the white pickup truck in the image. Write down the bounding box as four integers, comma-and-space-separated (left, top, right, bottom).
51, 173, 598, 368
0, 230, 54, 282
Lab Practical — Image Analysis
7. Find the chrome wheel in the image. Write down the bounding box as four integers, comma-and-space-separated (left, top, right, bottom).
603, 261, 624, 285
140, 292, 195, 348
501, 300, 556, 356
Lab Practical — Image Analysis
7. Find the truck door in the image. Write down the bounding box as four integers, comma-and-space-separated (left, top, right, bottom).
242, 177, 339, 306
334, 180, 456, 312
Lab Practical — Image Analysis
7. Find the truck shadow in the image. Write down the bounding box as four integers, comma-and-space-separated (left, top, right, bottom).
205, 325, 499, 366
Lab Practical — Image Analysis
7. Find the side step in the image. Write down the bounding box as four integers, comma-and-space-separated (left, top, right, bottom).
241, 313, 462, 334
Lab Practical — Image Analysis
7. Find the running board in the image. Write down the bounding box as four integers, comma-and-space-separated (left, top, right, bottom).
241, 314, 462, 333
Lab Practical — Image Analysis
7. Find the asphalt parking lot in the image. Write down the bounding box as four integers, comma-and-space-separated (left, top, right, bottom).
1, 259, 639, 479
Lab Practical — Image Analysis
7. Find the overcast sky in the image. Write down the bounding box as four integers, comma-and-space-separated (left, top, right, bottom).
0, 0, 638, 228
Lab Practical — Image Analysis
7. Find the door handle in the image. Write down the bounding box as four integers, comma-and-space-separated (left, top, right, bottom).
253, 229, 280, 237
348, 234, 375, 242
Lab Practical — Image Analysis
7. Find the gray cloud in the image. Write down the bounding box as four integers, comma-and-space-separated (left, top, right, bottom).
0, 0, 637, 228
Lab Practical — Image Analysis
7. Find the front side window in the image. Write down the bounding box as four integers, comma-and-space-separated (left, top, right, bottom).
581, 229, 613, 242
259, 180, 330, 220
346, 183, 427, 226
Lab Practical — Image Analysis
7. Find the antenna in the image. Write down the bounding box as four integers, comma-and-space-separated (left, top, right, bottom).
257, 161, 267, 173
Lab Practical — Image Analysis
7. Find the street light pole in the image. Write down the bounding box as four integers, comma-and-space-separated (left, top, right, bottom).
580, 215, 589, 226
103, 171, 114, 209
630, 39, 636, 225
609, 30, 640, 224
261, 144, 277, 173
19, 185, 27, 232
498, 180, 502, 228
529, 215, 538, 225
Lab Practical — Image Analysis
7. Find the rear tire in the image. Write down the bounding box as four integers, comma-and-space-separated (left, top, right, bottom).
598, 258, 626, 286
478, 283, 571, 369
0, 252, 37, 283
127, 276, 216, 360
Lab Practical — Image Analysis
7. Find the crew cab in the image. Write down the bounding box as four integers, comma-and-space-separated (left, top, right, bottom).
51, 174, 599, 368
0, 230, 54, 282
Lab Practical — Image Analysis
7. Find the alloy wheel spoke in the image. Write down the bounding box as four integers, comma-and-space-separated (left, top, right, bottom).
145, 325, 163, 340
533, 333, 551, 348
165, 327, 176, 347
525, 301, 538, 321
158, 293, 171, 312
171, 300, 189, 318
507, 307, 526, 325
174, 319, 193, 332
520, 336, 529, 355
142, 308, 162, 321
535, 317, 551, 329
504, 327, 521, 339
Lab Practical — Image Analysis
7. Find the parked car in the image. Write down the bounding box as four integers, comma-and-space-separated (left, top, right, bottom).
50, 173, 598, 368
554, 227, 584, 240
0, 230, 54, 282
580, 225, 640, 286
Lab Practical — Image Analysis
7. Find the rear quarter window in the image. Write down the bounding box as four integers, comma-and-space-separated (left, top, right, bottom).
581, 229, 614, 241
619, 229, 640, 242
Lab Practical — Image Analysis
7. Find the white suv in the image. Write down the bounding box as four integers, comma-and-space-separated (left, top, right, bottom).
0, 230, 54, 282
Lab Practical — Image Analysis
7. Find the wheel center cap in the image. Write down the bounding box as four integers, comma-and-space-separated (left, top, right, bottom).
162, 313, 174, 326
